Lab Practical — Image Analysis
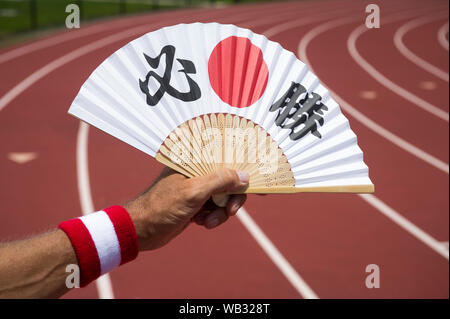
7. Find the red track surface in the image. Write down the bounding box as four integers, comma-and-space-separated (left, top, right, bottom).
0, 0, 448, 298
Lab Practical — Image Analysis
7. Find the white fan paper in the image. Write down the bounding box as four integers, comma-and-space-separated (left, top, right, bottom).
68, 23, 374, 194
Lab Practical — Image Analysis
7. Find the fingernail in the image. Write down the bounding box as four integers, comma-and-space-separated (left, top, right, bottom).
205, 217, 220, 229
237, 171, 249, 184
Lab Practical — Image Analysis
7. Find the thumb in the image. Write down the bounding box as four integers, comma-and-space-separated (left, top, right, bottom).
196, 168, 249, 198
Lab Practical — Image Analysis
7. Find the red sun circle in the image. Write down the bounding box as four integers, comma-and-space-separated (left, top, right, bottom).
208, 36, 269, 108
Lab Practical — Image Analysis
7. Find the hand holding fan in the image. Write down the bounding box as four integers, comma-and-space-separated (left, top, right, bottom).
68, 23, 374, 195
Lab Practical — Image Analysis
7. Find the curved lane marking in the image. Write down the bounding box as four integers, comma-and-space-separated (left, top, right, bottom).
437, 22, 449, 51
77, 122, 115, 298
296, 16, 449, 260
0, 16, 151, 65
348, 12, 449, 122
394, 15, 449, 82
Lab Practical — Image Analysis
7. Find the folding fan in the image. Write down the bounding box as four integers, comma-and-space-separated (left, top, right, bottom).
68, 23, 374, 194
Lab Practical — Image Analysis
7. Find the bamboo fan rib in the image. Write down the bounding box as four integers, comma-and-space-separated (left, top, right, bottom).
155, 113, 295, 192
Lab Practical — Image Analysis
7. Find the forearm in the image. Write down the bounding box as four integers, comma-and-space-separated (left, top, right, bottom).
0, 168, 248, 298
0, 229, 77, 298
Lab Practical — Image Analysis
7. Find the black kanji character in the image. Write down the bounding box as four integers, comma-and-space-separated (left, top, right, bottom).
269, 81, 328, 140
139, 45, 201, 106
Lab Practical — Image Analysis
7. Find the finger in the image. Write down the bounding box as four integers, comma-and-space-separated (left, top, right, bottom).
193, 168, 249, 199
191, 211, 210, 225
204, 208, 229, 229
201, 198, 219, 211
226, 194, 247, 216
212, 193, 230, 207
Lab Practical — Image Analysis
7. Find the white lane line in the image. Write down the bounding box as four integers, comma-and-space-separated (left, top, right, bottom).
437, 22, 449, 51
246, 4, 331, 33
332, 91, 449, 174
77, 122, 115, 298
242, 0, 346, 30
394, 15, 449, 82
0, 23, 154, 112
0, 17, 141, 65
359, 194, 449, 260
7, 152, 38, 164
263, 4, 355, 38
296, 15, 449, 261
297, 17, 449, 175
237, 208, 319, 299
442, 241, 449, 250
348, 19, 449, 122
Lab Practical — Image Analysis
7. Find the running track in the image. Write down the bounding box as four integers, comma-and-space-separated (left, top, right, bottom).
0, 0, 448, 298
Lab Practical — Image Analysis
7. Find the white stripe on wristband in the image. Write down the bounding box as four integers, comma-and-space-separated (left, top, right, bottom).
59, 205, 139, 287
79, 211, 122, 275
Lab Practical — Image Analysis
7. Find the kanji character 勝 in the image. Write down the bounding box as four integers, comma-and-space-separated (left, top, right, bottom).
269, 82, 328, 140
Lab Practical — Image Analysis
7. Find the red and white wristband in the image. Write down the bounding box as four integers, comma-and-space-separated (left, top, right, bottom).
58, 205, 139, 287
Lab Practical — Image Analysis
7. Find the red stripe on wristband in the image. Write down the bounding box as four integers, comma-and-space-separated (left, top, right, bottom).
58, 218, 101, 287
104, 205, 139, 264
58, 205, 139, 287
